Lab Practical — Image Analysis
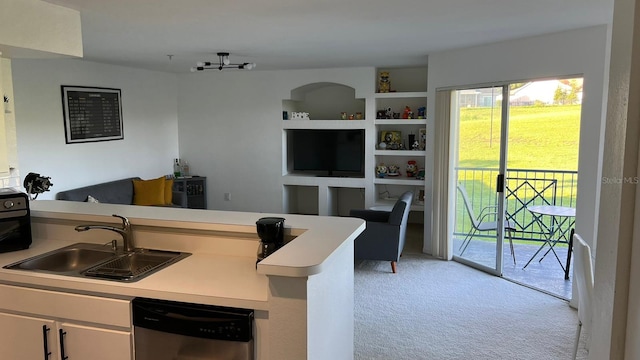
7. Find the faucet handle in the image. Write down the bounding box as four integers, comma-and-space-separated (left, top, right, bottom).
112, 214, 130, 228
103, 239, 118, 251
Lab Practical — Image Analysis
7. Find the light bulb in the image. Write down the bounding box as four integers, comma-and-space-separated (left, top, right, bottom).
190, 67, 197, 72
245, 63, 255, 70
223, 56, 230, 66
196, 61, 204, 67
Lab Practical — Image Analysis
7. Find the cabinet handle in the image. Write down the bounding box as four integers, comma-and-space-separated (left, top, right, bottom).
42, 325, 51, 360
59, 329, 68, 360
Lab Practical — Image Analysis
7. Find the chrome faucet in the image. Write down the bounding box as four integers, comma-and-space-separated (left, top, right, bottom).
75, 214, 134, 252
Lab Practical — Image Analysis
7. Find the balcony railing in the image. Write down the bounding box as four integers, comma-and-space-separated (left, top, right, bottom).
455, 167, 578, 242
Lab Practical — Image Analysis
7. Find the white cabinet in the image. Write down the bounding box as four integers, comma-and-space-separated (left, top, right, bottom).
59, 322, 131, 360
0, 312, 131, 360
0, 312, 57, 359
0, 284, 133, 360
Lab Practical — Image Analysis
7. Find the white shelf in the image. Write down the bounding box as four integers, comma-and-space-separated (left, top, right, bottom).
374, 91, 428, 99
374, 119, 426, 125
375, 150, 426, 156
374, 177, 425, 185
282, 174, 367, 187
374, 199, 425, 212
282, 120, 367, 129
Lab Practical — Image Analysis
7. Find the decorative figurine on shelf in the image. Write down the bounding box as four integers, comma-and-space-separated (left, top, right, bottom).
376, 110, 386, 119
340, 112, 347, 120
378, 71, 391, 93
376, 164, 388, 178
416, 168, 426, 180
348, 114, 355, 120
385, 107, 393, 119
402, 106, 411, 119
412, 140, 420, 150
418, 106, 426, 119
387, 164, 400, 176
406, 160, 418, 178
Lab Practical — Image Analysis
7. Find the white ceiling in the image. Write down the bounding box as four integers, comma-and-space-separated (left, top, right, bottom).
42, 0, 614, 73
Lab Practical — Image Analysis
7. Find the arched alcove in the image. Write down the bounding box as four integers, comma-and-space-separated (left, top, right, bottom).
283, 82, 365, 120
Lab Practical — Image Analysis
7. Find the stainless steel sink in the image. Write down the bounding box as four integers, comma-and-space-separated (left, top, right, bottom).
3, 243, 190, 282
83, 249, 190, 282
4, 243, 116, 274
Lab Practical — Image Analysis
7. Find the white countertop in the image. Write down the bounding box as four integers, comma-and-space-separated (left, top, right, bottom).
0, 201, 365, 310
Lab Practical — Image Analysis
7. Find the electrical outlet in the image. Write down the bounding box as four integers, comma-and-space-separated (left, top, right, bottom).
224, 192, 231, 201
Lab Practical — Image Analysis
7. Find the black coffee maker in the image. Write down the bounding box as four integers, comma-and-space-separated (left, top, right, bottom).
256, 217, 285, 264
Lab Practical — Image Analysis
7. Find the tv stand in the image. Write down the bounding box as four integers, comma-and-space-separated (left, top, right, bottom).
316, 174, 363, 178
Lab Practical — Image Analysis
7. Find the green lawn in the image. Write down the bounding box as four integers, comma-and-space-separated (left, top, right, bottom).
455, 104, 581, 241
458, 104, 580, 171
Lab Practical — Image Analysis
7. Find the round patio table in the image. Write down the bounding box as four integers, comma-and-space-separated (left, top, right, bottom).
523, 205, 576, 279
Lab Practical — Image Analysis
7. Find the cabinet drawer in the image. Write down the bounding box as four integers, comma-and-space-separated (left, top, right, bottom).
0, 284, 130, 328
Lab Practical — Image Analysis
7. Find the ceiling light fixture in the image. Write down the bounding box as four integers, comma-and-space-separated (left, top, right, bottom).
191, 52, 256, 72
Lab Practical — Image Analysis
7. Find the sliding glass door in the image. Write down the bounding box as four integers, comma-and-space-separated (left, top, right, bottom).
451, 86, 509, 275
448, 78, 582, 293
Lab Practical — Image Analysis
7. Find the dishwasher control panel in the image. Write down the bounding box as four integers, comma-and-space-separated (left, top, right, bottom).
132, 297, 253, 342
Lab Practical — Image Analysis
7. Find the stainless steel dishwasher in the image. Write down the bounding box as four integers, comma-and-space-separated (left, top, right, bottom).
132, 297, 254, 360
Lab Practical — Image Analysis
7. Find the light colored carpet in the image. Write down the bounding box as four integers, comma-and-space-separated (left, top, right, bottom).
354, 225, 589, 360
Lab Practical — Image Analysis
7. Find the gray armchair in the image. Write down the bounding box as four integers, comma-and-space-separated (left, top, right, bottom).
349, 191, 414, 273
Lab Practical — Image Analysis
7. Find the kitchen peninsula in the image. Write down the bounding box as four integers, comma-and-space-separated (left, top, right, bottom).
0, 200, 365, 360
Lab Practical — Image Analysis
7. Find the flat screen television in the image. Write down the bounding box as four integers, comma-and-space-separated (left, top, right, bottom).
290, 129, 365, 177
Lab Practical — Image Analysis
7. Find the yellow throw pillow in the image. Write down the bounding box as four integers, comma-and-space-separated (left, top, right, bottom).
164, 178, 174, 205
133, 177, 166, 206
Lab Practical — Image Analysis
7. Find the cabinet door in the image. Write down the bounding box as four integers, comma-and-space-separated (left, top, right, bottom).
0, 312, 57, 359
59, 322, 132, 360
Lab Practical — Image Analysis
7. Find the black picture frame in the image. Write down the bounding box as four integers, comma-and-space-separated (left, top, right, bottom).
61, 86, 124, 144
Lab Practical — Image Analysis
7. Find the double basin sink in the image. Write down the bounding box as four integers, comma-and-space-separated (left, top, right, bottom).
3, 242, 191, 282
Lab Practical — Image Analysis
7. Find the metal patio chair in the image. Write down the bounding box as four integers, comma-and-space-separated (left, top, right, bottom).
457, 184, 517, 265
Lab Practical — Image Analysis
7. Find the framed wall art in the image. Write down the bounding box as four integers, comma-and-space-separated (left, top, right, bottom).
61, 86, 124, 144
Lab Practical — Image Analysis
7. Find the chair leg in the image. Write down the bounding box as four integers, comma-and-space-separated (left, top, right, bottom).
459, 228, 478, 256
572, 320, 582, 360
508, 229, 516, 265
391, 261, 397, 274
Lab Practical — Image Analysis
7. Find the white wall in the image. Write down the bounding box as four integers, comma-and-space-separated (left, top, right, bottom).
427, 25, 610, 259
11, 59, 179, 199
595, 0, 639, 357
176, 67, 374, 213
0, 0, 82, 58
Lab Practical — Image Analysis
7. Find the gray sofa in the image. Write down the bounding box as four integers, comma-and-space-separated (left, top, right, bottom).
55, 177, 187, 207
349, 191, 414, 273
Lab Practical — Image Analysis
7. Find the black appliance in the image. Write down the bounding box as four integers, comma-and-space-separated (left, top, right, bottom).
132, 297, 254, 360
290, 129, 365, 177
256, 217, 285, 263
0, 189, 31, 253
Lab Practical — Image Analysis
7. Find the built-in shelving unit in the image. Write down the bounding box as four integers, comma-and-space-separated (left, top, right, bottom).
281, 82, 368, 216
372, 67, 428, 210
280, 67, 428, 216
